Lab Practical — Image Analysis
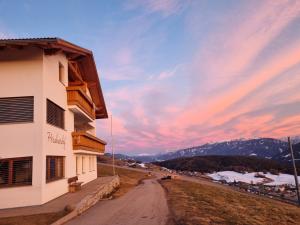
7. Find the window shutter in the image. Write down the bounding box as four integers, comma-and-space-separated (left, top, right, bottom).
0, 96, 34, 124
0, 157, 32, 187
47, 99, 65, 129
46, 156, 64, 182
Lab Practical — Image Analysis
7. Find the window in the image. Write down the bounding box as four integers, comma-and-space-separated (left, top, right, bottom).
0, 96, 34, 124
89, 157, 92, 172
76, 156, 81, 175
0, 157, 32, 187
82, 157, 86, 174
46, 156, 64, 182
59, 63, 66, 85
47, 99, 64, 129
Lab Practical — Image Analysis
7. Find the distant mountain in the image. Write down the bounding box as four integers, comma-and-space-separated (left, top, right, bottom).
109, 138, 300, 163
154, 155, 297, 174
272, 142, 300, 162
104, 153, 134, 160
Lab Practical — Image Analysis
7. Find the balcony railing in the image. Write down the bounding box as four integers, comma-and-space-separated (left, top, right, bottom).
66, 85, 96, 120
72, 132, 106, 154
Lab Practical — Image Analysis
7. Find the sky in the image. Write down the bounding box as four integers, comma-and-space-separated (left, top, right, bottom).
1, 0, 300, 155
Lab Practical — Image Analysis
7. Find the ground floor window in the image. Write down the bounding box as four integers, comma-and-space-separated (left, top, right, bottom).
0, 157, 32, 187
82, 156, 86, 174
92, 156, 96, 171
46, 156, 64, 182
89, 156, 92, 172
76, 156, 81, 175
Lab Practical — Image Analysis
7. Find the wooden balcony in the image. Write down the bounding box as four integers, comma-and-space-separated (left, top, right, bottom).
66, 85, 96, 120
72, 132, 106, 154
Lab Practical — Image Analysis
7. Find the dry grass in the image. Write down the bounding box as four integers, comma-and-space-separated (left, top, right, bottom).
0, 211, 67, 225
0, 165, 147, 225
161, 179, 300, 225
97, 156, 127, 166
98, 164, 149, 197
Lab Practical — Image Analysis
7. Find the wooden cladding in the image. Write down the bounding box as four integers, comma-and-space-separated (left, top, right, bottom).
46, 156, 64, 183
66, 85, 96, 119
47, 99, 65, 129
0, 157, 32, 188
72, 132, 105, 154
0, 96, 33, 124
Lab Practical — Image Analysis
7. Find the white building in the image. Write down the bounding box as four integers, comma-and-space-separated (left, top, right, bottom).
0, 38, 108, 209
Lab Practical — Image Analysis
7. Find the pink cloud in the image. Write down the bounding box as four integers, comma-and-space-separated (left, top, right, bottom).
115, 47, 133, 65
97, 0, 300, 154
187, 0, 300, 93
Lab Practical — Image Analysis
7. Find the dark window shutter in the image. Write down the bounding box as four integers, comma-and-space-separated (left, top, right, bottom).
47, 99, 65, 129
46, 156, 64, 182
0, 157, 32, 187
0, 96, 34, 124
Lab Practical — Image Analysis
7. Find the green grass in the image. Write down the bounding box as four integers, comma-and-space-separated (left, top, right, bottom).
161, 179, 300, 225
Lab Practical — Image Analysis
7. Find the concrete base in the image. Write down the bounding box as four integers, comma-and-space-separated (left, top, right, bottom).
0, 176, 119, 218
51, 176, 120, 225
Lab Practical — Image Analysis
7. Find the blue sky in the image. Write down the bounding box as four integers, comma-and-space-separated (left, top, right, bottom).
1, 0, 300, 155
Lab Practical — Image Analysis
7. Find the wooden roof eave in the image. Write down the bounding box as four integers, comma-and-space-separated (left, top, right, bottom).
0, 38, 108, 119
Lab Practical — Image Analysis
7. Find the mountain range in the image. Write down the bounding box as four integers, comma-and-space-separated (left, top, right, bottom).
154, 155, 296, 174
107, 138, 300, 163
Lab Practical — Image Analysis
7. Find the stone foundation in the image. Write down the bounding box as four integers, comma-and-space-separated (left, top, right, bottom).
51, 175, 120, 225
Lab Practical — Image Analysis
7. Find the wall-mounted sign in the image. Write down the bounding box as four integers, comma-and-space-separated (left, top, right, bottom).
47, 132, 66, 149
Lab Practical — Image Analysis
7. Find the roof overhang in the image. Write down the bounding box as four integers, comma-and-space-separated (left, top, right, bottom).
0, 37, 108, 119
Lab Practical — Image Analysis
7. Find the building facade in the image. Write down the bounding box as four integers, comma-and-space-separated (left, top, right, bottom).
0, 38, 108, 209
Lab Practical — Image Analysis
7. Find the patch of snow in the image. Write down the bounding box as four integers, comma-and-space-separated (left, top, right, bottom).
207, 171, 264, 184
207, 171, 300, 186
139, 163, 146, 168
137, 153, 154, 156
249, 153, 257, 156
265, 173, 299, 186
283, 154, 291, 158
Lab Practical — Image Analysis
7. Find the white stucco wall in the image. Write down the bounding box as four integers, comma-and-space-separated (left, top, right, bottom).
0, 48, 101, 209
41, 53, 73, 203
76, 155, 97, 184
0, 47, 44, 208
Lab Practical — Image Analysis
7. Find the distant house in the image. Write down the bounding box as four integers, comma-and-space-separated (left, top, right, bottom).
0, 38, 108, 209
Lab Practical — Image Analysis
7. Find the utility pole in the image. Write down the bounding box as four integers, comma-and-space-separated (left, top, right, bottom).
111, 114, 116, 176
288, 136, 300, 206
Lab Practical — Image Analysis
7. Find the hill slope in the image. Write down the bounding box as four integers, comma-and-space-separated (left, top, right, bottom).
155, 155, 297, 174
111, 138, 300, 163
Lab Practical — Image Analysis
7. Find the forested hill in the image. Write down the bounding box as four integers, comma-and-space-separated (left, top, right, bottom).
154, 155, 299, 175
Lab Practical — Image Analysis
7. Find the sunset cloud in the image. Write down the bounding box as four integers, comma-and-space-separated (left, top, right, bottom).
94, 0, 300, 154
4, 0, 299, 154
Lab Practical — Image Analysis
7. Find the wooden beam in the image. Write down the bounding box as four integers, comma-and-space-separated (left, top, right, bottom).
68, 61, 84, 82
44, 48, 62, 55
87, 82, 98, 88
66, 53, 84, 61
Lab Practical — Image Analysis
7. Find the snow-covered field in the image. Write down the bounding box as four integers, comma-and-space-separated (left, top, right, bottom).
138, 163, 146, 168
207, 171, 300, 186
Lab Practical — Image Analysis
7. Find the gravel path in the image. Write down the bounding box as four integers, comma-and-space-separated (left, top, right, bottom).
66, 179, 169, 225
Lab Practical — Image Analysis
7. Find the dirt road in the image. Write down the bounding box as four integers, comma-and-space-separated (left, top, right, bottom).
66, 179, 169, 225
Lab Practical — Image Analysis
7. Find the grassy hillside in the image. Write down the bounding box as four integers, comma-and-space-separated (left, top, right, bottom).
161, 179, 300, 225
98, 164, 149, 197
155, 155, 295, 174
